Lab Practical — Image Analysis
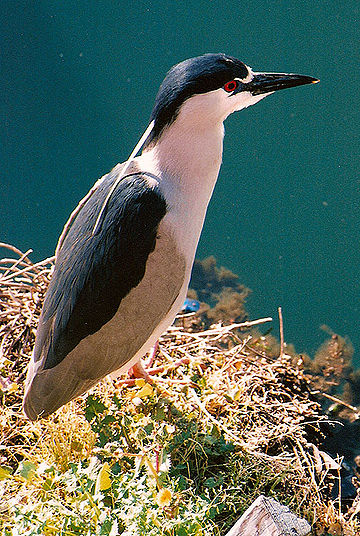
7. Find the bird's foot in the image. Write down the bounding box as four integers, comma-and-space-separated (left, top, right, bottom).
127, 341, 159, 382
127, 359, 153, 384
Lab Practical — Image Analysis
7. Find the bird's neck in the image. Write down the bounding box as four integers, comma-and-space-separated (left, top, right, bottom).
138, 116, 225, 262
140, 118, 225, 211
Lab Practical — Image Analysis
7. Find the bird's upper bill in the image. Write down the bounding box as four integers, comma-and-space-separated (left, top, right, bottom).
246, 71, 319, 95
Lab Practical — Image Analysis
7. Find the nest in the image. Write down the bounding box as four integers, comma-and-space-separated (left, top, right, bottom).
0, 243, 359, 535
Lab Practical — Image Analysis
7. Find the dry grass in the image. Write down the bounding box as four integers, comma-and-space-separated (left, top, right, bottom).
0, 243, 359, 535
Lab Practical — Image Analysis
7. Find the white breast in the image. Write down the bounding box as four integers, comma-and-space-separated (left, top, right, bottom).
138, 99, 226, 262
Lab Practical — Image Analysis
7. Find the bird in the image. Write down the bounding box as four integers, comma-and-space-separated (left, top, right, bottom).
23, 53, 318, 420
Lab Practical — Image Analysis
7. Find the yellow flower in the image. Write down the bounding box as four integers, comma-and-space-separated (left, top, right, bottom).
135, 378, 145, 387
156, 488, 172, 507
95, 462, 112, 494
136, 383, 153, 398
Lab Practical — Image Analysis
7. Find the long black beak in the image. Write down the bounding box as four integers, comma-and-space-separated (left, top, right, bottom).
247, 72, 319, 95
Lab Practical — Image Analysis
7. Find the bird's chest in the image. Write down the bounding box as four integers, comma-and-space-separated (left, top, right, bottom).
159, 189, 213, 269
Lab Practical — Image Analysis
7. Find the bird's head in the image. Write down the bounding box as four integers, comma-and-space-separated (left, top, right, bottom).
144, 53, 318, 147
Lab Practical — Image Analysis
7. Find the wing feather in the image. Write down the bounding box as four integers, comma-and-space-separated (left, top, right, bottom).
31, 165, 167, 371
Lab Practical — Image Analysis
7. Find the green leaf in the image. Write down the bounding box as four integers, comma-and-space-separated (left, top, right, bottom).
210, 424, 221, 439
176, 475, 190, 491
85, 394, 107, 421
0, 465, 12, 480
99, 519, 112, 535
153, 404, 166, 421
101, 415, 116, 425
17, 461, 37, 480
143, 423, 154, 435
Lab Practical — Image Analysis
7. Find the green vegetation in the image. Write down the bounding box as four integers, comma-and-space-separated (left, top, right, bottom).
1, 244, 359, 535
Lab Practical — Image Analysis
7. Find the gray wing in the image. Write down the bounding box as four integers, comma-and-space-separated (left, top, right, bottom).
36, 168, 167, 370
23, 166, 172, 419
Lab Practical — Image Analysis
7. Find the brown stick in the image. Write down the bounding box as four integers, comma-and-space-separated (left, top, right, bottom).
310, 390, 359, 412
278, 306, 284, 358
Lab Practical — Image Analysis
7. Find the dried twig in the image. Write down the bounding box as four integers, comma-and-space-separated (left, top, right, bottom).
0, 243, 358, 535
278, 306, 284, 358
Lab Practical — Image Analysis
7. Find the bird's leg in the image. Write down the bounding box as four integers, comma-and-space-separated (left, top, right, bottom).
127, 340, 159, 382
115, 342, 159, 387
144, 340, 159, 369
128, 359, 153, 384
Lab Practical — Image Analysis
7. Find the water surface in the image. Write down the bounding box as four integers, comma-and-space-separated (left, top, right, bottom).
1, 1, 359, 363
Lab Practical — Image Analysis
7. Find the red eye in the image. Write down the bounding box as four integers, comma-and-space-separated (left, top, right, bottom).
223, 80, 238, 93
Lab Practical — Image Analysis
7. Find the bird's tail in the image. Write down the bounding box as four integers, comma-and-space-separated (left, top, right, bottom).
23, 355, 98, 421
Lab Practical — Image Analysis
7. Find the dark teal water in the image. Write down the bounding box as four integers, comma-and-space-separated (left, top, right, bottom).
1, 2, 359, 362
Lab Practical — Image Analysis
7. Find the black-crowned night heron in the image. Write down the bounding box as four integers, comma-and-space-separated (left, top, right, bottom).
23, 53, 318, 420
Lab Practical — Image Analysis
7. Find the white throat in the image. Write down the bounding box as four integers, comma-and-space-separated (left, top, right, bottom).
140, 96, 227, 212
138, 120, 224, 264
